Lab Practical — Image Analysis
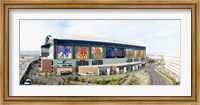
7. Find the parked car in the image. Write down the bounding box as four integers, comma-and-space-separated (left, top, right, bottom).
24, 79, 32, 85
61, 71, 72, 76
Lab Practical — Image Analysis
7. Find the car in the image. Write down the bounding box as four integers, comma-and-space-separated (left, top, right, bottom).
61, 71, 72, 76
24, 79, 32, 85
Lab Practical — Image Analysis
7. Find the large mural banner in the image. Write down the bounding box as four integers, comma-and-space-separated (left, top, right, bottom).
134, 50, 139, 58
57, 45, 72, 59
106, 47, 125, 58
106, 47, 115, 58
76, 47, 89, 59
126, 49, 133, 58
91, 47, 103, 59
113, 48, 124, 57
140, 50, 145, 58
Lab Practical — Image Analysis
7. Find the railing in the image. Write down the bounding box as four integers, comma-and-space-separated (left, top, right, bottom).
19, 57, 38, 84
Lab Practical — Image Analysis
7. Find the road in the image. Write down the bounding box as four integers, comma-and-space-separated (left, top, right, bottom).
122, 72, 134, 85
20, 57, 38, 81
148, 63, 171, 85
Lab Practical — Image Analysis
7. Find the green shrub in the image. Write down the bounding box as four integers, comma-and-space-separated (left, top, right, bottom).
92, 78, 99, 84
116, 80, 120, 85
99, 78, 106, 85
111, 77, 115, 82
37, 80, 41, 85
80, 78, 85, 83
105, 79, 111, 84
67, 76, 73, 81
23, 74, 27, 80
72, 76, 79, 81
58, 81, 62, 85
33, 72, 37, 76
30, 72, 33, 76
128, 81, 133, 85
117, 77, 121, 81
50, 72, 54, 77
125, 74, 129, 78
158, 70, 177, 85
45, 72, 48, 78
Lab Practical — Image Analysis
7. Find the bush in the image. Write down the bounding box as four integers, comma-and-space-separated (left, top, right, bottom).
105, 79, 111, 83
116, 80, 120, 85
158, 70, 177, 85
37, 80, 41, 85
75, 76, 79, 81
66, 76, 73, 81
111, 77, 115, 82
128, 81, 133, 85
45, 72, 48, 78
80, 78, 85, 83
117, 77, 122, 81
63, 81, 67, 85
99, 78, 106, 85
125, 74, 129, 78
72, 76, 79, 81
23, 74, 27, 80
30, 72, 33, 76
50, 72, 54, 77
92, 78, 99, 84
58, 81, 62, 85
33, 72, 37, 76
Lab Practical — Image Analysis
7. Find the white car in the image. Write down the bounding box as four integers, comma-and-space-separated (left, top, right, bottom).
24, 79, 32, 85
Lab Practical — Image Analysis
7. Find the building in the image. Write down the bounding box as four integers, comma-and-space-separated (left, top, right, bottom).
39, 35, 146, 75
163, 56, 180, 82
148, 55, 180, 82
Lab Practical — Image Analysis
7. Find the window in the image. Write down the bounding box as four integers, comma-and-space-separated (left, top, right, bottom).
92, 60, 103, 65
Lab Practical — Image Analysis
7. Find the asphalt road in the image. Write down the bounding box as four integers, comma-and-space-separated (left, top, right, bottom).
148, 63, 171, 85
122, 72, 133, 85
20, 57, 38, 80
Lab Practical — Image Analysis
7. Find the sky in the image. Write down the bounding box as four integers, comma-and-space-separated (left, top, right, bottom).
20, 20, 180, 55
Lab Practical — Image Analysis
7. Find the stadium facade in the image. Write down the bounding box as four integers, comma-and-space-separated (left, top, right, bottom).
39, 35, 146, 75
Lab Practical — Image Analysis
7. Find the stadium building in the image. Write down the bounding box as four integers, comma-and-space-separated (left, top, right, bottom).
39, 35, 146, 75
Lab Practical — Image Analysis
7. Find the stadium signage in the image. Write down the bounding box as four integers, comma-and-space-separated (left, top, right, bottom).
112, 51, 122, 56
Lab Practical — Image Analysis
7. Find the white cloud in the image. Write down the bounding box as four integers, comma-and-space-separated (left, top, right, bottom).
20, 20, 180, 55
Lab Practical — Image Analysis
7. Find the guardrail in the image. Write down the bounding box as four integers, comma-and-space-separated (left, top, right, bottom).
20, 57, 38, 84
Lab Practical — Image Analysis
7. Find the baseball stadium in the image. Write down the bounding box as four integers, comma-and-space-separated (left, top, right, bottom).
39, 35, 146, 76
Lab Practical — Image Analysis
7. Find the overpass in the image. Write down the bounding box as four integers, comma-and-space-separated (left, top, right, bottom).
146, 55, 163, 64
20, 57, 38, 84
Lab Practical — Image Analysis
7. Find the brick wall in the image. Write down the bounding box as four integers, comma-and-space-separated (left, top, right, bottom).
53, 66, 76, 75
41, 59, 52, 72
78, 66, 98, 75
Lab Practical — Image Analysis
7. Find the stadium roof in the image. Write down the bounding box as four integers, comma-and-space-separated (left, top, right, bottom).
48, 34, 145, 47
